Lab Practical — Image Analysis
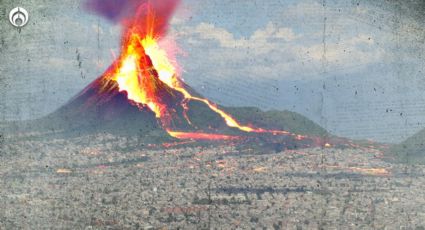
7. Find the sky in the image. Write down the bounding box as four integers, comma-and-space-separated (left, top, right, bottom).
1, 0, 425, 143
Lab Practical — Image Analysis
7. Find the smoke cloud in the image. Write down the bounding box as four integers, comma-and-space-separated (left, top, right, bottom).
85, 0, 181, 36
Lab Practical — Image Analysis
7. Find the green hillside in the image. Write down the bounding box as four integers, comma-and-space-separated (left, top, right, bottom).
186, 102, 328, 137
389, 129, 425, 164
224, 107, 328, 137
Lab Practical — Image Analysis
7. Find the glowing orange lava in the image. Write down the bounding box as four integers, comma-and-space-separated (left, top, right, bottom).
167, 130, 241, 140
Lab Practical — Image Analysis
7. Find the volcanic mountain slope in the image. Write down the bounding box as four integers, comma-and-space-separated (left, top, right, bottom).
1, 77, 328, 142
1, 76, 165, 140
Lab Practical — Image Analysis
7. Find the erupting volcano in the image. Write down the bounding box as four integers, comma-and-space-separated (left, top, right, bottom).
103, 32, 289, 140
70, 0, 309, 142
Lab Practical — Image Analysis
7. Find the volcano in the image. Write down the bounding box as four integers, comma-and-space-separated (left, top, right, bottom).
1, 34, 329, 144
34, 0, 314, 142
2, 0, 336, 149
34, 58, 259, 140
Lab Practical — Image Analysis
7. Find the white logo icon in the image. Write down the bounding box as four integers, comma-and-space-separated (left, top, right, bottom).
9, 7, 29, 28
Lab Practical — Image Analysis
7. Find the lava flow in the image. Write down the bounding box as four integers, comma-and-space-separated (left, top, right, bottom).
85, 0, 304, 141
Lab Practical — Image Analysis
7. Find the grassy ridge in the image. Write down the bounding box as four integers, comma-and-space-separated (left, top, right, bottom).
389, 129, 425, 164
223, 107, 328, 137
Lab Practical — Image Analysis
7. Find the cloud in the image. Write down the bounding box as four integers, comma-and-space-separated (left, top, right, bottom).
181, 22, 299, 53
173, 18, 384, 80
303, 34, 383, 67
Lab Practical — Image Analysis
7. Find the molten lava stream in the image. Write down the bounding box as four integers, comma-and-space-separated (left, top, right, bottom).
167, 130, 241, 141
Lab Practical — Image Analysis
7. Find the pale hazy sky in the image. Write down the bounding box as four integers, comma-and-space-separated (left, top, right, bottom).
1, 0, 425, 143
